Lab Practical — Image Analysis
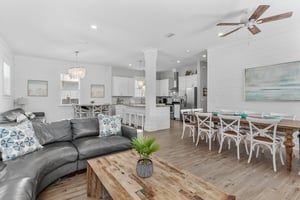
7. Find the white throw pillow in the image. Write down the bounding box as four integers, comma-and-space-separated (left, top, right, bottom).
98, 114, 122, 137
0, 121, 43, 161
16, 114, 28, 123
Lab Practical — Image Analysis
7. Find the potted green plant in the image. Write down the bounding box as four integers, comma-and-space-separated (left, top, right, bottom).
131, 136, 160, 178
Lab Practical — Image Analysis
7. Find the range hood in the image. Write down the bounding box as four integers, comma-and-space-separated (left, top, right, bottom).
170, 71, 179, 92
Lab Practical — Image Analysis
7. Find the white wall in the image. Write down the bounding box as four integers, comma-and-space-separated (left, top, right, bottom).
0, 36, 14, 112
208, 29, 300, 119
14, 55, 112, 122
112, 67, 144, 77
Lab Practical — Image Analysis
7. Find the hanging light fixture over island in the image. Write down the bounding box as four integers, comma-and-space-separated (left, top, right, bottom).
68, 51, 86, 79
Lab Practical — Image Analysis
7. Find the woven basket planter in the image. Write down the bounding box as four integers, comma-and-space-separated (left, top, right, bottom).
136, 158, 153, 178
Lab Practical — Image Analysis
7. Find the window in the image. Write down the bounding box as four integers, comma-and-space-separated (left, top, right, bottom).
3, 62, 11, 96
134, 79, 146, 97
60, 73, 80, 105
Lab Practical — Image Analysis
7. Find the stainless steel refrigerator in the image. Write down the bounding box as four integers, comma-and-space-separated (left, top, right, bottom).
185, 87, 197, 109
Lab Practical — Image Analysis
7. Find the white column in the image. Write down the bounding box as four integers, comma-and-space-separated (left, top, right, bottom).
196, 60, 201, 109
143, 48, 157, 131
143, 48, 170, 132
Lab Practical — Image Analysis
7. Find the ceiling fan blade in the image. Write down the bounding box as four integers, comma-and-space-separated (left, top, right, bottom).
257, 12, 293, 24
249, 5, 270, 20
220, 26, 243, 37
217, 22, 244, 26
248, 25, 261, 35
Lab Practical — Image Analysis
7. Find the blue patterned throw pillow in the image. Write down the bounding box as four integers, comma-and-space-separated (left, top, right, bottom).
98, 114, 122, 137
0, 120, 43, 161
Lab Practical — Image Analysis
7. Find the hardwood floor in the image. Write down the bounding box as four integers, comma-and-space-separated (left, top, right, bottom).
38, 120, 300, 200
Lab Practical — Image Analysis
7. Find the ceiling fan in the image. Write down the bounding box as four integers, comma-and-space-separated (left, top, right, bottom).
217, 5, 293, 37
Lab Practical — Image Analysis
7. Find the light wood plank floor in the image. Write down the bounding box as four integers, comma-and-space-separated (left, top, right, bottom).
38, 120, 300, 200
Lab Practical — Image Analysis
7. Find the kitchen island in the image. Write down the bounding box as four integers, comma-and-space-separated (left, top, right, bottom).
114, 103, 170, 131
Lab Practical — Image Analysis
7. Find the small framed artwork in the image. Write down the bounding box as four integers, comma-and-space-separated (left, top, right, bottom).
28, 80, 48, 97
91, 84, 105, 98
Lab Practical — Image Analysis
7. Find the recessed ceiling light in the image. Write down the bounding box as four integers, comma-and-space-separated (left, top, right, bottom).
176, 60, 181, 64
186, 50, 190, 53
218, 32, 224, 37
128, 64, 132, 67
202, 54, 207, 58
91, 25, 97, 30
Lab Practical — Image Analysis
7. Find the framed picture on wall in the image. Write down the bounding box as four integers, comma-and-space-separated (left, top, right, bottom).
245, 60, 300, 101
91, 84, 105, 98
27, 80, 48, 97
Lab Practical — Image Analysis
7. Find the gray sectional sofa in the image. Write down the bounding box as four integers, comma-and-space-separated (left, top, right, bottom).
0, 118, 137, 200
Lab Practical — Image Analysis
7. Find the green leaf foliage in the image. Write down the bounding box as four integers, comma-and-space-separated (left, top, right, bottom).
131, 136, 160, 159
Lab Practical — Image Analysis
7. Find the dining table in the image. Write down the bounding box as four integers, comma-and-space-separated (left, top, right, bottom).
189, 112, 300, 171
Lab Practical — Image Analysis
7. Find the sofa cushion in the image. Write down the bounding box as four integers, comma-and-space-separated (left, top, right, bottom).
1, 142, 77, 181
98, 114, 122, 137
32, 120, 72, 145
72, 135, 131, 160
0, 121, 42, 161
0, 177, 35, 200
1, 108, 25, 122
71, 118, 99, 140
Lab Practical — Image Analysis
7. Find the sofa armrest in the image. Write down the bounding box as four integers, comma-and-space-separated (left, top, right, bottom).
121, 125, 137, 140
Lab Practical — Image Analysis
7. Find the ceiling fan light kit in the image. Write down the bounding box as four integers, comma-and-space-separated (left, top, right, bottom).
217, 5, 293, 37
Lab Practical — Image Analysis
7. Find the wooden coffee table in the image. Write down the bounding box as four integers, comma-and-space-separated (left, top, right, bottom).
87, 150, 235, 200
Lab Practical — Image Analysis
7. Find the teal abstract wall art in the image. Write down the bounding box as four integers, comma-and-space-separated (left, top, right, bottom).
245, 61, 300, 101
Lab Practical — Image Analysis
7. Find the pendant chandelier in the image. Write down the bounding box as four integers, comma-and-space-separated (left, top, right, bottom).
68, 51, 86, 79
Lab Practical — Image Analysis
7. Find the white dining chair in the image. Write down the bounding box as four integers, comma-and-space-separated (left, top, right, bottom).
241, 110, 264, 143
192, 108, 204, 113
218, 115, 249, 160
195, 112, 219, 151
269, 112, 296, 120
268, 112, 297, 148
180, 109, 196, 142
247, 117, 284, 172
243, 110, 264, 118
220, 109, 237, 115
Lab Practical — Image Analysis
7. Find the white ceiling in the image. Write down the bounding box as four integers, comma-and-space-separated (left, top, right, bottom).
0, 0, 299, 71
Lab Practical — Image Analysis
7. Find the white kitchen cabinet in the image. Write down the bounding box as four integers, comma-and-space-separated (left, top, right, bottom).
112, 76, 135, 96
127, 78, 135, 96
156, 80, 160, 96
178, 76, 186, 96
156, 79, 169, 96
160, 79, 169, 96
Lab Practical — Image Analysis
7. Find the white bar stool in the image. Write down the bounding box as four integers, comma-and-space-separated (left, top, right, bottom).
130, 113, 137, 128
123, 112, 131, 125
136, 113, 145, 130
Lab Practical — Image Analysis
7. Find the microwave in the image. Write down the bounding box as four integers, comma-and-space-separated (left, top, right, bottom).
162, 97, 172, 105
